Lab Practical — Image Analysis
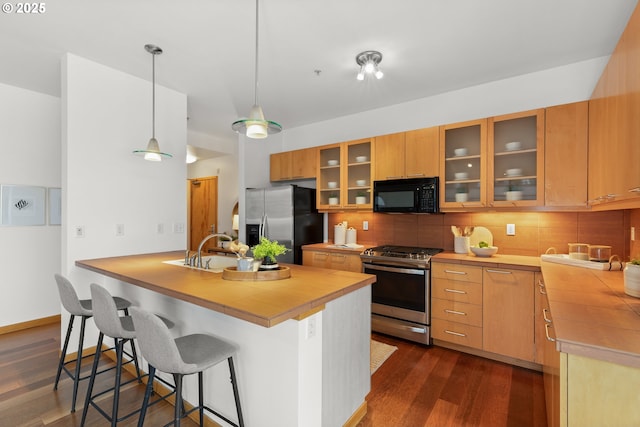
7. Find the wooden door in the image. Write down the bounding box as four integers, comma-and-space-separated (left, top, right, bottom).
189, 176, 218, 252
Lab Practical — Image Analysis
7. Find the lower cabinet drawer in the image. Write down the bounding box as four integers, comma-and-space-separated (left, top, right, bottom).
431, 298, 482, 327
432, 318, 482, 349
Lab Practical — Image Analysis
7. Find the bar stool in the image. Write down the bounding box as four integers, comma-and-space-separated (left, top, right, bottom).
80, 283, 170, 426
53, 273, 133, 412
130, 306, 245, 427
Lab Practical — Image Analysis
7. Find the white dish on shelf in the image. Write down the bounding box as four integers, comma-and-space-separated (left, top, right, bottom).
327, 181, 337, 188
327, 159, 339, 166
505, 168, 522, 177
355, 156, 368, 163
454, 148, 468, 157
505, 141, 522, 151
356, 179, 367, 186
454, 172, 469, 180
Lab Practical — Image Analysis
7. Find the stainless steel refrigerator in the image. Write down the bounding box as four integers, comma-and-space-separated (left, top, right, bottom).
245, 185, 324, 264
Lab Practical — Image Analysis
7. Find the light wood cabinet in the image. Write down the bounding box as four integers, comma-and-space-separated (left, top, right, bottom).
317, 139, 373, 211
302, 249, 362, 273
488, 109, 545, 207
374, 127, 439, 181
544, 102, 589, 208
588, 3, 640, 209
483, 267, 535, 362
270, 147, 317, 181
431, 263, 484, 349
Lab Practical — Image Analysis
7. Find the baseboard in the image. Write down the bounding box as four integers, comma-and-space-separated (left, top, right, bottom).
343, 401, 367, 427
0, 314, 61, 335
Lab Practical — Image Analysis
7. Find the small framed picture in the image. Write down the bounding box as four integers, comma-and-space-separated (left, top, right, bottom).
0, 185, 46, 226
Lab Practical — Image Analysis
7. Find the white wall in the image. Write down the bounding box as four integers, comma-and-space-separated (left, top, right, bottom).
0, 83, 61, 327
61, 53, 187, 343
280, 57, 608, 149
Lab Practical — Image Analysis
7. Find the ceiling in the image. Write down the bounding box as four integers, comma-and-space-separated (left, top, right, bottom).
0, 0, 637, 151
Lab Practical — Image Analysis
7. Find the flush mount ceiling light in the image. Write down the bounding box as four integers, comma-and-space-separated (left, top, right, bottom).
231, 0, 282, 139
356, 50, 384, 81
133, 44, 172, 161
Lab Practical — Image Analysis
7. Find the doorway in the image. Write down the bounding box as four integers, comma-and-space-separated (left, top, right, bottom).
188, 176, 218, 252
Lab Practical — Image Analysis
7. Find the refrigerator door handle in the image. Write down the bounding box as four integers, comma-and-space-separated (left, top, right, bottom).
259, 213, 267, 240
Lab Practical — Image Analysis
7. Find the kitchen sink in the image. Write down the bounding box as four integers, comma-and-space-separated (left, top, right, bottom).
163, 255, 237, 273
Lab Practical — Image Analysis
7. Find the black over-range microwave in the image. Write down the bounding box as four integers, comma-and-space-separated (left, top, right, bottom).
373, 177, 439, 213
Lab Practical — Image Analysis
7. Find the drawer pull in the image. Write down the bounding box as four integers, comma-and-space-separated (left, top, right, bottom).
486, 269, 512, 274
542, 308, 552, 323
444, 270, 467, 275
538, 281, 547, 295
444, 329, 467, 337
544, 323, 556, 342
445, 309, 467, 316
315, 253, 329, 258
445, 288, 467, 294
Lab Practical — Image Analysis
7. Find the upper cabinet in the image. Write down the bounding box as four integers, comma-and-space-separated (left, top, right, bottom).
317, 138, 373, 211
488, 109, 545, 207
440, 119, 487, 208
588, 5, 640, 209
270, 147, 317, 181
374, 127, 439, 181
545, 102, 589, 208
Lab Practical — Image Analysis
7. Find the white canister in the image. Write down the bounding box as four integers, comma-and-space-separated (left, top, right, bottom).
334, 224, 346, 245
346, 227, 357, 244
454, 236, 470, 254
624, 263, 640, 298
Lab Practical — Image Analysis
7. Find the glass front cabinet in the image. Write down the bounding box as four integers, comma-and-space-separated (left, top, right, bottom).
440, 110, 544, 210
488, 109, 544, 207
317, 138, 373, 210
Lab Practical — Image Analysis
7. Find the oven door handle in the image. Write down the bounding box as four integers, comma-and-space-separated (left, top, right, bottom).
363, 263, 426, 276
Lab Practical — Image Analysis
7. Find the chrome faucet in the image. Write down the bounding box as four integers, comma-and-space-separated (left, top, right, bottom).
196, 233, 232, 268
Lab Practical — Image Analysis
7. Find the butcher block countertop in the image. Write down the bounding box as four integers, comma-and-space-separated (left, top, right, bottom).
76, 251, 375, 328
432, 252, 541, 271
541, 261, 640, 368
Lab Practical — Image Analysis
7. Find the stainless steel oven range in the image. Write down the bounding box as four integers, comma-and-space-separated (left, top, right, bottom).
360, 245, 442, 345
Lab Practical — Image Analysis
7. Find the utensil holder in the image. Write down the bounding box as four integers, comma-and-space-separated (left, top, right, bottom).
454, 236, 470, 254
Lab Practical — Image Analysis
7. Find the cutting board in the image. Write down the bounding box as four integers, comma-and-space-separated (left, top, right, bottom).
469, 226, 493, 247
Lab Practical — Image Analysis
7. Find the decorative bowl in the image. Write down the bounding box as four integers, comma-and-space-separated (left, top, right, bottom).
327, 159, 339, 166
355, 155, 368, 163
470, 246, 498, 257
356, 179, 367, 186
505, 141, 522, 151
454, 172, 469, 180
327, 181, 337, 189
454, 148, 468, 157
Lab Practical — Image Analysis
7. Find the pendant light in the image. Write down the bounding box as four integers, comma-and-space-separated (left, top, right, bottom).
231, 0, 282, 139
133, 44, 172, 161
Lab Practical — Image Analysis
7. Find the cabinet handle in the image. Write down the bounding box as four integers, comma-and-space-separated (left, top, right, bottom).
445, 309, 467, 316
406, 173, 425, 177
486, 269, 512, 274
315, 252, 329, 258
445, 330, 467, 337
386, 176, 403, 180
542, 308, 552, 323
538, 280, 547, 295
331, 254, 346, 263
629, 187, 640, 193
544, 323, 556, 342
444, 270, 467, 275
445, 288, 467, 294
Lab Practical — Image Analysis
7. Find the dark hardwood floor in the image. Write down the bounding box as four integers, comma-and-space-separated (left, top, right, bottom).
0, 322, 546, 426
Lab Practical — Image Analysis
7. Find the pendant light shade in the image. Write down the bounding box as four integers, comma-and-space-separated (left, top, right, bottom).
133, 44, 172, 161
231, 0, 281, 139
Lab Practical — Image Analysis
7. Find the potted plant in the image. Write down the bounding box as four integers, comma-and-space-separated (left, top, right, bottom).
328, 192, 339, 205
355, 191, 368, 205
251, 237, 289, 270
624, 258, 640, 297
505, 182, 522, 201
455, 184, 468, 203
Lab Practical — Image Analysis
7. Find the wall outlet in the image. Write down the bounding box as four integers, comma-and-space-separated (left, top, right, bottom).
363, 220, 369, 231
74, 226, 85, 238
116, 223, 125, 236
173, 222, 185, 234
506, 223, 516, 236
632, 226, 636, 241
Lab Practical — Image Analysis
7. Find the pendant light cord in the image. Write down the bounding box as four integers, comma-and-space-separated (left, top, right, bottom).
254, 0, 259, 107
151, 51, 156, 139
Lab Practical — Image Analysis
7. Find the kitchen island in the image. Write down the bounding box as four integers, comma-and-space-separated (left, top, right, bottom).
75, 251, 376, 427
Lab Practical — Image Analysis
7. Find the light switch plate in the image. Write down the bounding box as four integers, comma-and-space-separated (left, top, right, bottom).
506, 224, 516, 236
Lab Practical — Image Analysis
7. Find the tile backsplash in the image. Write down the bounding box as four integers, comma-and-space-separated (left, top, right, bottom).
328, 209, 636, 260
